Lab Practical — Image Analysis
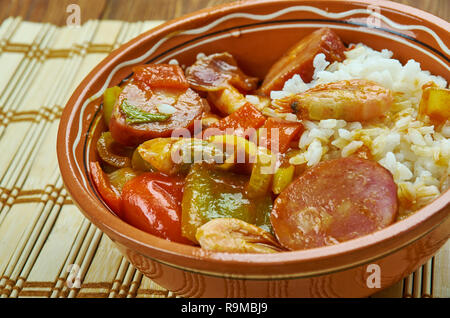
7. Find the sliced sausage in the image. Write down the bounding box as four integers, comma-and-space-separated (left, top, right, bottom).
260, 28, 346, 95
109, 82, 203, 146
271, 157, 398, 250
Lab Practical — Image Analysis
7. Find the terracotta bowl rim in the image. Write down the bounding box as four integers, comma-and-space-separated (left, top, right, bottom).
57, 0, 450, 272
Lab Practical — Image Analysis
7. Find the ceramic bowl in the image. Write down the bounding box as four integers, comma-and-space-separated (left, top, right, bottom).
57, 0, 450, 297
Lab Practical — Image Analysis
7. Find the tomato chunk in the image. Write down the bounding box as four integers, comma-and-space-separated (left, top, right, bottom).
132, 64, 189, 90
260, 28, 346, 95
121, 172, 193, 244
271, 157, 398, 250
258, 117, 304, 153
90, 162, 122, 217
202, 103, 266, 139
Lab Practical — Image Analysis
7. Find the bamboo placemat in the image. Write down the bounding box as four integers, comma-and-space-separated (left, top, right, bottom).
0, 17, 447, 299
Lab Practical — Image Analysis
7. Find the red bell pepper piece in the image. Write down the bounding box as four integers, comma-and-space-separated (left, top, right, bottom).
258, 117, 304, 153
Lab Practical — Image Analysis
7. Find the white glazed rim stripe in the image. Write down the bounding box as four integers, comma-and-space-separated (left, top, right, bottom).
71, 5, 450, 189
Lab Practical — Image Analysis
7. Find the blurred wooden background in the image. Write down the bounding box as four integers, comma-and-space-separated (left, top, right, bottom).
0, 0, 449, 25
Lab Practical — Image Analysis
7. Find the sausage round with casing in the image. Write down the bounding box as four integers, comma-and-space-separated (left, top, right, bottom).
271, 157, 398, 250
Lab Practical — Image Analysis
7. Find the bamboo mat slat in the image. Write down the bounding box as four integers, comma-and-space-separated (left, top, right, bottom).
0, 17, 447, 299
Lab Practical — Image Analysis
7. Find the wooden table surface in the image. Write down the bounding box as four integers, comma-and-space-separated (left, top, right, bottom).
0, 0, 449, 25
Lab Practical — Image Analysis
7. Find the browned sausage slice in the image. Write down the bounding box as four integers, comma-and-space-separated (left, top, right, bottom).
271, 157, 398, 250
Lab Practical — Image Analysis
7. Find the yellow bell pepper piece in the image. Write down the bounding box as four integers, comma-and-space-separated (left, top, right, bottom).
138, 138, 226, 175
419, 86, 450, 123
208, 134, 258, 171
272, 165, 295, 194
246, 148, 277, 198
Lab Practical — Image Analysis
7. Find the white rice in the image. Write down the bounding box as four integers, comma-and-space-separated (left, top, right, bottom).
270, 44, 449, 219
